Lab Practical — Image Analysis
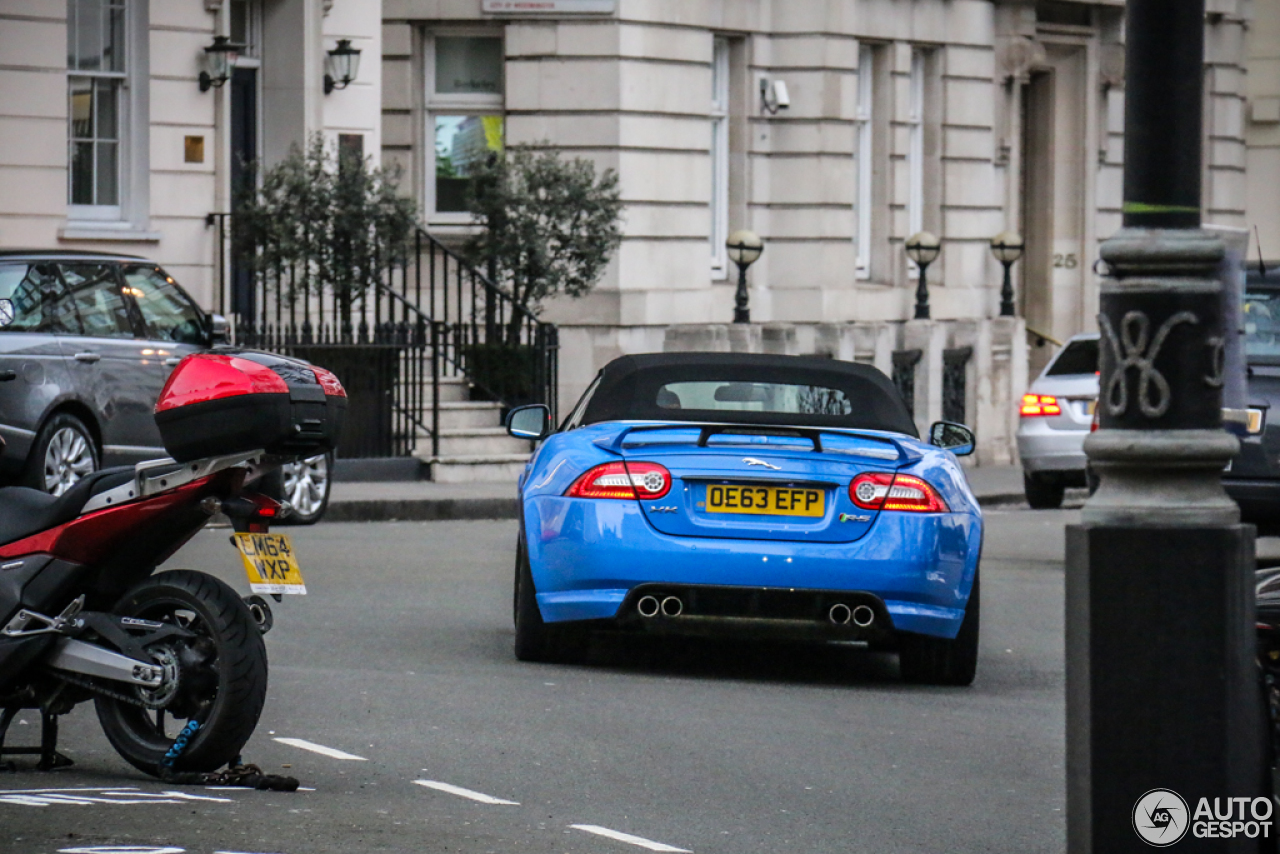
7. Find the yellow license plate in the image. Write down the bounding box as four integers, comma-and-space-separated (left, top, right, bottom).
1087, 400, 1097, 415
705, 485, 825, 517
234, 533, 307, 595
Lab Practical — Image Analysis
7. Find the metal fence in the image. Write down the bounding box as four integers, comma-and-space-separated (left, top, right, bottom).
207, 215, 559, 458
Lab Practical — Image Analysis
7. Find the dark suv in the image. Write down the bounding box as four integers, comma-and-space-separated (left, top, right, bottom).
1225, 265, 1280, 532
0, 250, 222, 494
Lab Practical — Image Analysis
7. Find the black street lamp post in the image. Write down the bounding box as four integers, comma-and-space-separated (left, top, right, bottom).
727, 230, 763, 324
1067, 0, 1264, 850
905, 232, 940, 320
990, 231, 1024, 317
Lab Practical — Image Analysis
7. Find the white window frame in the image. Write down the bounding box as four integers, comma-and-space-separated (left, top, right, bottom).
906, 48, 926, 277
710, 36, 730, 279
854, 43, 875, 280
62, 0, 153, 240
423, 29, 505, 225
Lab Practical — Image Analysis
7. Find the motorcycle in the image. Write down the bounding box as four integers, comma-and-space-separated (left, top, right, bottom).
0, 351, 345, 778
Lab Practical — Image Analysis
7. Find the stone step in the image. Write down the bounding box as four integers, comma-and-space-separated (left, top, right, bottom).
436, 427, 531, 457
430, 376, 470, 404
425, 401, 505, 431
419, 453, 531, 484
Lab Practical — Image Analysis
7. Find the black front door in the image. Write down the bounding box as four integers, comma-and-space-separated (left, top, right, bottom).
230, 66, 258, 324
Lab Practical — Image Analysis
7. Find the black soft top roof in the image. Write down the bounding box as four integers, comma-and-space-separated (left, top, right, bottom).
579, 352, 918, 437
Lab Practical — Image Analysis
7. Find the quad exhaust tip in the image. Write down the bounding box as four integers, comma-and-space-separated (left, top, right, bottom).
829, 603, 875, 628
661, 596, 684, 618
637, 595, 661, 618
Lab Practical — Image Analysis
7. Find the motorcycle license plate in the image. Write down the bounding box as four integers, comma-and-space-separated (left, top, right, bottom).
234, 533, 307, 595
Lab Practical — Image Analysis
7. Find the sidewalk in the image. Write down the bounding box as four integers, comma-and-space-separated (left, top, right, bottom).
325, 464, 1028, 523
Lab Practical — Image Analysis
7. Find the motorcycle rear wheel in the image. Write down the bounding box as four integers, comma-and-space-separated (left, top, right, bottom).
95, 570, 268, 776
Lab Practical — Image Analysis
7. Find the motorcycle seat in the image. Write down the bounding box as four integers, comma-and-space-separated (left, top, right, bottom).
0, 467, 137, 548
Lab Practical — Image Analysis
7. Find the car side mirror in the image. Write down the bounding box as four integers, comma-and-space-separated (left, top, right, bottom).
928, 421, 975, 456
0, 298, 13, 328
208, 313, 229, 346
507, 404, 551, 440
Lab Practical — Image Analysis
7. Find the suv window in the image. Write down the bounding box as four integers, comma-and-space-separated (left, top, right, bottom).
0, 263, 79, 333
1046, 338, 1099, 376
123, 265, 206, 346
1244, 290, 1280, 359
59, 263, 134, 339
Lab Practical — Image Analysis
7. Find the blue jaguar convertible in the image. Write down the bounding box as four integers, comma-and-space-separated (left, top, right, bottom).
505, 353, 983, 685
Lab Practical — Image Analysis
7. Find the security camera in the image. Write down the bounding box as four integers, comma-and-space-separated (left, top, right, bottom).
760, 77, 790, 114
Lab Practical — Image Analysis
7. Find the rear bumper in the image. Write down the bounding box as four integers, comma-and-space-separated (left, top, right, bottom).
524, 496, 981, 640
1017, 419, 1088, 473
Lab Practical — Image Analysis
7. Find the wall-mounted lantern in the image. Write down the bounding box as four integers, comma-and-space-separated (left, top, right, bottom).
989, 231, 1025, 317
324, 39, 362, 94
905, 231, 941, 320
726, 230, 764, 324
199, 36, 243, 92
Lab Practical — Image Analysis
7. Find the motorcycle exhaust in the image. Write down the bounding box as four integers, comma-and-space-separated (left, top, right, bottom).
660, 596, 684, 618
637, 595, 661, 618
828, 603, 852, 625
851, 605, 875, 628
244, 595, 274, 635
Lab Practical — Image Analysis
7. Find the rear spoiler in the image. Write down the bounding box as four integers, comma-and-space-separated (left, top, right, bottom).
592, 422, 922, 465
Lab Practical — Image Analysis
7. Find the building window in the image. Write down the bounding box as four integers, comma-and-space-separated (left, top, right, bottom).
228, 0, 261, 59
710, 37, 730, 278
425, 33, 505, 219
67, 0, 126, 214
855, 43, 875, 280
907, 49, 925, 243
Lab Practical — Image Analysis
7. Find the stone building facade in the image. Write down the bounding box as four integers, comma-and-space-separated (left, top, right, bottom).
382, 0, 1251, 465
0, 0, 383, 301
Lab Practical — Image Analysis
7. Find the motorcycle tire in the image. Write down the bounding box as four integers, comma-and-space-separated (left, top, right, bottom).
95, 570, 268, 776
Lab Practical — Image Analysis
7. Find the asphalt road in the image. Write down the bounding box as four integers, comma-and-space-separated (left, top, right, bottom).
3, 507, 1072, 854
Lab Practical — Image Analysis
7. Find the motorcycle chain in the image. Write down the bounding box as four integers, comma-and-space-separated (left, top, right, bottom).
52, 669, 154, 709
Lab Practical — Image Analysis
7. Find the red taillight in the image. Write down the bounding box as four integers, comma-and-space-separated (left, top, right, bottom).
155, 353, 289, 412
311, 365, 347, 398
565, 461, 672, 500
849, 471, 949, 513
1020, 393, 1062, 417
1090, 406, 1100, 433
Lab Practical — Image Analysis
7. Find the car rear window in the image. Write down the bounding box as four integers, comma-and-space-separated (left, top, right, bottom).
1046, 339, 1098, 376
658, 381, 854, 416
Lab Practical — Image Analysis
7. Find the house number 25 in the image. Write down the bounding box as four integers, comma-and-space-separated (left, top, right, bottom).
1053, 253, 1078, 269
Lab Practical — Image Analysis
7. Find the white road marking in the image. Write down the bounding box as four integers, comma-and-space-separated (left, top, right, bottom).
0, 787, 232, 808
412, 779, 519, 805
273, 737, 367, 761
570, 824, 691, 853
60, 848, 185, 854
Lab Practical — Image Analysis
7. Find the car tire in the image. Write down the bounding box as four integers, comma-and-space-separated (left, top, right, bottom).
24, 412, 99, 496
262, 452, 333, 525
514, 537, 587, 664
1023, 472, 1065, 510
898, 572, 980, 686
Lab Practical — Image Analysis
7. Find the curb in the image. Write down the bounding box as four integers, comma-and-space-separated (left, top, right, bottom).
324, 492, 1025, 523
325, 497, 518, 523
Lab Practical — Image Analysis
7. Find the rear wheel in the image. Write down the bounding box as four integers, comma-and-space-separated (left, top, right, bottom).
1023, 472, 1065, 510
514, 539, 587, 663
263, 452, 333, 525
25, 413, 98, 496
898, 572, 980, 686
95, 570, 268, 776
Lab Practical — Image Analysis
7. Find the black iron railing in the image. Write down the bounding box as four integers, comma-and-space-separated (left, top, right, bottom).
892, 348, 922, 419
942, 346, 973, 425
207, 216, 559, 458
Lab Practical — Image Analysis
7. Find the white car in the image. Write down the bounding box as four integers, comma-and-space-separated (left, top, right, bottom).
1016, 333, 1099, 508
